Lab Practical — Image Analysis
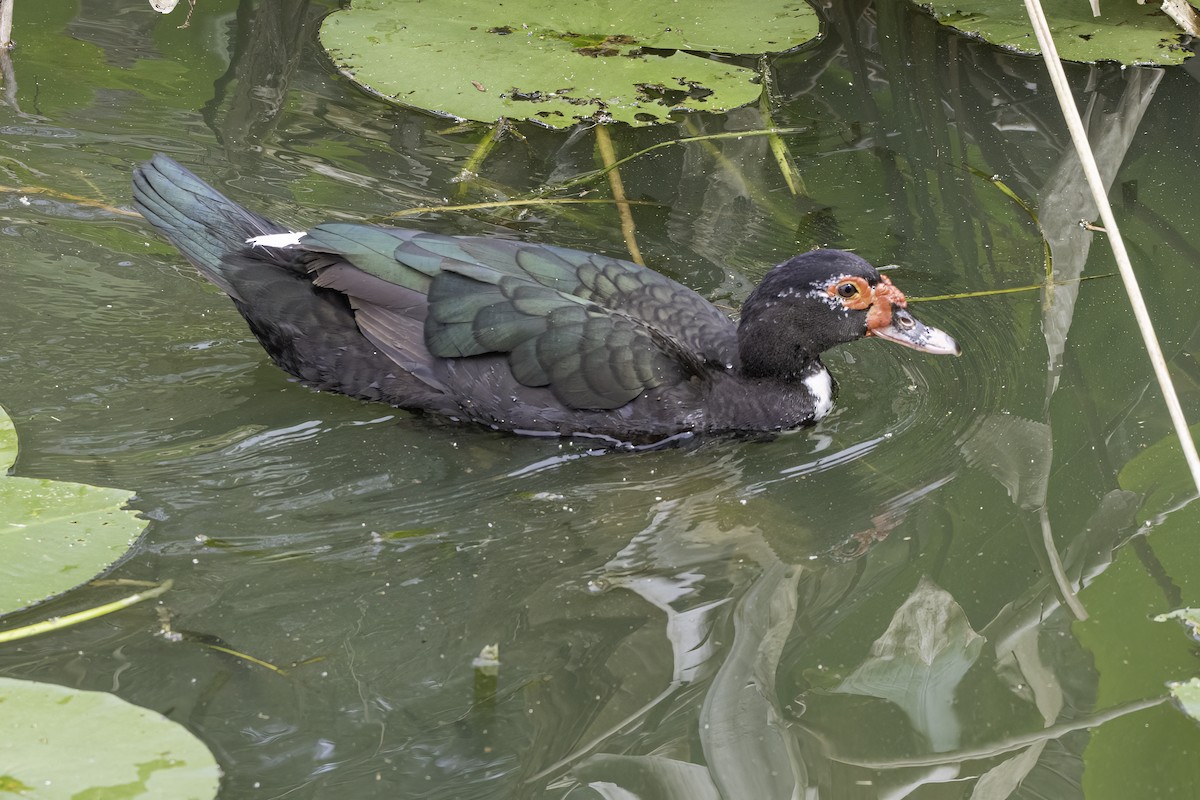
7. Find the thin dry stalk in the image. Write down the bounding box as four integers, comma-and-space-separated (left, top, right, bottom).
594, 124, 644, 265
1025, 0, 1200, 494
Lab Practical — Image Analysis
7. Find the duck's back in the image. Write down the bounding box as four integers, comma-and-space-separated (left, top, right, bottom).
293, 224, 757, 438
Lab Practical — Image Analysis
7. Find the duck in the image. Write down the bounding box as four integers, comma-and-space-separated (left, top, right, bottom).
132, 154, 958, 444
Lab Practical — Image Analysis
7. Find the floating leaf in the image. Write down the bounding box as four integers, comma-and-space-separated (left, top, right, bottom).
1118, 422, 1200, 520
319, 0, 821, 128
1154, 608, 1200, 642
0, 677, 220, 798
1154, 607, 1200, 724
0, 405, 147, 615
1167, 678, 1200, 724
920, 0, 1195, 65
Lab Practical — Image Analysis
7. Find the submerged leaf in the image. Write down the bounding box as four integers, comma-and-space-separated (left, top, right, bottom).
319, 0, 821, 127
970, 743, 1046, 800
959, 414, 1052, 510
700, 562, 807, 798
574, 753, 720, 800
835, 576, 985, 752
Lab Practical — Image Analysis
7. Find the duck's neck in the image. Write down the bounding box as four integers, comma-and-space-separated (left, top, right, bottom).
740, 348, 834, 418
736, 311, 826, 382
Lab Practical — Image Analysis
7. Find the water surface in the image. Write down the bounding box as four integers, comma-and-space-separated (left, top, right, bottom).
0, 2, 1198, 798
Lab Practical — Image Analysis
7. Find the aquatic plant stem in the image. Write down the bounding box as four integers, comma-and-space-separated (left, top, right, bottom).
385, 196, 656, 218
533, 127, 811, 197
1040, 506, 1088, 619
201, 643, 287, 674
0, 580, 173, 643
0, 183, 138, 216
0, 0, 11, 49
910, 273, 1112, 303
758, 58, 806, 196
821, 695, 1165, 768
594, 124, 644, 265
964, 166, 1053, 277
1025, 0, 1200, 494
453, 121, 502, 200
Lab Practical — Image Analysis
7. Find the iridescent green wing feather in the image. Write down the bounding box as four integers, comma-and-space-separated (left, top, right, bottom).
299, 225, 737, 410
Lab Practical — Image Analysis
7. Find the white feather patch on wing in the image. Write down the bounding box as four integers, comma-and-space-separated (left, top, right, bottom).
246, 231, 307, 248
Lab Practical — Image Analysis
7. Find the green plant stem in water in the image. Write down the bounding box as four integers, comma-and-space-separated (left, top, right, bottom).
965, 165, 1053, 280
758, 57, 806, 197
532, 126, 812, 197
909, 273, 1113, 303
201, 643, 288, 675
0, 580, 173, 644
453, 120, 510, 200
383, 197, 658, 219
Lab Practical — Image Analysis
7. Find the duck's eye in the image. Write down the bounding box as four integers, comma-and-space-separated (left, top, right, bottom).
836, 282, 858, 298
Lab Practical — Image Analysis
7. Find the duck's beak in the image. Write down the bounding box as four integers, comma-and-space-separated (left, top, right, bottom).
869, 306, 960, 356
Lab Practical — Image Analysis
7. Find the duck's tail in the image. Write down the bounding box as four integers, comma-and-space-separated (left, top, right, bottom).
132, 154, 288, 300
131, 155, 441, 405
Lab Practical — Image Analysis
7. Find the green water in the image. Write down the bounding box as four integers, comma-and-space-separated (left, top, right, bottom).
0, 2, 1197, 798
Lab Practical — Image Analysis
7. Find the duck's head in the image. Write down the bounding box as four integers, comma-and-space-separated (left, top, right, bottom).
736, 249, 959, 380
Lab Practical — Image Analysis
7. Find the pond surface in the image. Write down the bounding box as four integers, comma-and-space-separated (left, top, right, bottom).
1, 1, 1198, 798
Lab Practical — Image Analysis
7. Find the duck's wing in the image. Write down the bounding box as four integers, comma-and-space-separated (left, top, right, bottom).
296, 224, 738, 410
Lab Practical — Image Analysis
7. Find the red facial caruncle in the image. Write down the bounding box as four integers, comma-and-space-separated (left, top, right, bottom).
825, 273, 908, 333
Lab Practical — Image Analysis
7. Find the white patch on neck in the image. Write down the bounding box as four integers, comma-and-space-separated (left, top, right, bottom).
246, 231, 307, 248
804, 366, 834, 420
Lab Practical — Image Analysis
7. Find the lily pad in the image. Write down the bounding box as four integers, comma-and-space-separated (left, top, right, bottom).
1167, 677, 1200, 724
0, 677, 220, 799
1154, 608, 1200, 639
0, 405, 146, 614
319, 0, 821, 128
1118, 422, 1200, 521
919, 0, 1195, 65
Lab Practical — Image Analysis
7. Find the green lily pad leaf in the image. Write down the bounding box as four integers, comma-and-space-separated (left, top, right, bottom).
920, 0, 1195, 65
1154, 610, 1200, 724
1154, 608, 1200, 641
319, 0, 821, 128
1117, 422, 1200, 521
1167, 677, 1200, 723
0, 405, 146, 615
0, 677, 220, 798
